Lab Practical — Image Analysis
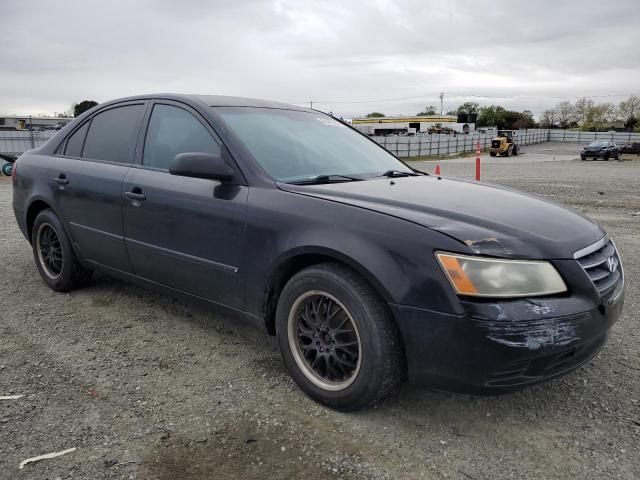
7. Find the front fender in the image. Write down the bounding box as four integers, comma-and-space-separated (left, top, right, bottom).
243, 188, 467, 320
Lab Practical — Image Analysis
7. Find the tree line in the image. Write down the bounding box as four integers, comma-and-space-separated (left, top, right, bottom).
365, 102, 536, 129
540, 95, 639, 131
365, 95, 640, 131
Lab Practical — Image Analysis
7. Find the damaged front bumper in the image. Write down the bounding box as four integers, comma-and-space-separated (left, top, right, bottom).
391, 262, 624, 392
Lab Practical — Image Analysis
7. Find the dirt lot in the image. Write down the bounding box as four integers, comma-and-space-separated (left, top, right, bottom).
1, 143, 639, 479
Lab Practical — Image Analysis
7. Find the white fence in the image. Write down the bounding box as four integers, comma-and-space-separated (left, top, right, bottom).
548, 130, 640, 144
0, 130, 56, 156
372, 129, 549, 158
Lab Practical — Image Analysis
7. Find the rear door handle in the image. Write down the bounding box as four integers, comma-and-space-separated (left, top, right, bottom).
54, 174, 69, 185
125, 191, 146, 202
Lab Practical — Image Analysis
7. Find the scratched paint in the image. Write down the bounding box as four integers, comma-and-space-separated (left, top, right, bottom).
463, 236, 513, 256
486, 321, 578, 350
472, 311, 590, 350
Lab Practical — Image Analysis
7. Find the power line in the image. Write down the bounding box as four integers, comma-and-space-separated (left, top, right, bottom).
295, 91, 638, 106
294, 93, 444, 105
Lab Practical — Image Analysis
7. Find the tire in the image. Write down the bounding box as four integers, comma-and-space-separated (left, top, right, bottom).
31, 209, 92, 292
504, 146, 511, 157
489, 152, 497, 157
276, 263, 403, 411
581, 156, 587, 161
1, 162, 12, 176
512, 145, 519, 156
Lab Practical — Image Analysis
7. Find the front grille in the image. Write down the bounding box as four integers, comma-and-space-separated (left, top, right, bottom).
575, 238, 623, 296
491, 140, 501, 148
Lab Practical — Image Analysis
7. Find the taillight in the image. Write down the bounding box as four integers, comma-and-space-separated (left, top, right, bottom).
11, 159, 17, 183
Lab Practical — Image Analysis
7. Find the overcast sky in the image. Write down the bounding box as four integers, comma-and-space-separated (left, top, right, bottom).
2, 0, 639, 118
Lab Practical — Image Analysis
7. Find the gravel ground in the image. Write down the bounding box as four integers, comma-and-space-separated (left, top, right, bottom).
1, 142, 638, 480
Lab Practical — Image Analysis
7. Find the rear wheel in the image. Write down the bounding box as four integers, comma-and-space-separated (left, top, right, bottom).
276, 263, 403, 411
489, 152, 497, 157
32, 209, 92, 292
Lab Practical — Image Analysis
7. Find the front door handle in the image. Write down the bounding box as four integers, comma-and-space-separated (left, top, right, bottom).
125, 191, 146, 202
54, 174, 69, 185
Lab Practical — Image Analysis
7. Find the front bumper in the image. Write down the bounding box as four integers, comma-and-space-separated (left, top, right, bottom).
581, 150, 608, 159
391, 283, 624, 393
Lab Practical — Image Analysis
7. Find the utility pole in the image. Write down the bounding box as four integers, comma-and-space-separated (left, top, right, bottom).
439, 92, 444, 117
29, 115, 34, 149
310, 100, 313, 109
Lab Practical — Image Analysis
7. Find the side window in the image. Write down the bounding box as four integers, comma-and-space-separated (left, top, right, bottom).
64, 122, 89, 157
143, 104, 220, 170
82, 105, 143, 163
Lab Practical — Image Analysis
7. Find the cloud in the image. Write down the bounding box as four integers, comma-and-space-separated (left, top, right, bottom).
1, 0, 638, 117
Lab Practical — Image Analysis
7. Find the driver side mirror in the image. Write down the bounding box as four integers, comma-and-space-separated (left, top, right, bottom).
169, 152, 235, 182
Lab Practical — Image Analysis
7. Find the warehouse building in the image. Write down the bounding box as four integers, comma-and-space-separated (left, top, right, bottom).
351, 114, 476, 136
0, 115, 72, 131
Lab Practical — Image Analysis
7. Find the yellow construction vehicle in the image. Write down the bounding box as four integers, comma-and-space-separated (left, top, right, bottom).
489, 130, 519, 157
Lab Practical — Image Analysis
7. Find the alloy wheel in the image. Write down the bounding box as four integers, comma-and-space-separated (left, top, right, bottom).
287, 291, 362, 391
36, 223, 63, 280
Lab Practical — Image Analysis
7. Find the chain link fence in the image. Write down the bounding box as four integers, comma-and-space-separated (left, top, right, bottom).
0, 130, 56, 156
2, 127, 639, 160
548, 130, 640, 144
372, 129, 549, 158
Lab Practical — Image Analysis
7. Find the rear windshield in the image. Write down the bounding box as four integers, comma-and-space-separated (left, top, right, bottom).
588, 141, 607, 147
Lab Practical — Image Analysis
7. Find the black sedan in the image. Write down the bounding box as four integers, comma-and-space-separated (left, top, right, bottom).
620, 142, 640, 155
12, 95, 624, 411
581, 141, 620, 160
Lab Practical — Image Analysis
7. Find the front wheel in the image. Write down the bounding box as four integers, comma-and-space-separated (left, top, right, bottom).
1, 162, 12, 176
276, 263, 403, 411
31, 209, 92, 292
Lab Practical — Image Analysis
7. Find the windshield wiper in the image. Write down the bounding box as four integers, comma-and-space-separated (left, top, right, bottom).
380, 170, 420, 178
288, 174, 363, 185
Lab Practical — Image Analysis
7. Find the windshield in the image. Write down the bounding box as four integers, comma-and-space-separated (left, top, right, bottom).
588, 141, 607, 147
213, 107, 413, 182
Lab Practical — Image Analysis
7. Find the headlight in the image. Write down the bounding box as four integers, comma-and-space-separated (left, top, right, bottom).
436, 252, 567, 298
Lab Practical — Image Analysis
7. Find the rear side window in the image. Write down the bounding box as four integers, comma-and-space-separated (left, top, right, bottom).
82, 105, 143, 163
64, 122, 89, 157
143, 104, 220, 170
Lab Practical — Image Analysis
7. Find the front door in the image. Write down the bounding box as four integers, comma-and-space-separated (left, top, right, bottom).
122, 102, 247, 309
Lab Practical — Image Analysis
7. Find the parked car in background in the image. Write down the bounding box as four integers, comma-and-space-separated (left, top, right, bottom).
620, 142, 640, 156
581, 141, 620, 161
1, 153, 16, 176
12, 94, 625, 411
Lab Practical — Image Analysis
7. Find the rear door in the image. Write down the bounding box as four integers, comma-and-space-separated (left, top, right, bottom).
51, 102, 145, 272
122, 101, 247, 309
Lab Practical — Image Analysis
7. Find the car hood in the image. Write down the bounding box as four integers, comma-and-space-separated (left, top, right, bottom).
279, 176, 604, 259
585, 145, 605, 151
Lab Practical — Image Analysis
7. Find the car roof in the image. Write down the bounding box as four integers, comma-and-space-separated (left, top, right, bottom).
102, 93, 311, 112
